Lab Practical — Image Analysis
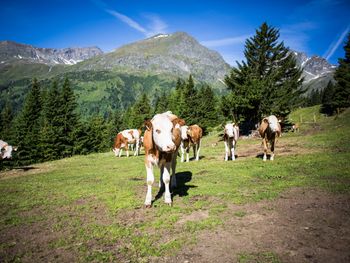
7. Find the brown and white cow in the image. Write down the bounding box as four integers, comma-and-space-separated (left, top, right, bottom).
0, 140, 17, 160
180, 124, 203, 162
143, 111, 185, 207
223, 123, 239, 161
113, 129, 141, 157
258, 115, 281, 161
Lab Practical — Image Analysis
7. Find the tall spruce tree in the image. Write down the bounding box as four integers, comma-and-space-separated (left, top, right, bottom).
154, 90, 170, 114
331, 33, 350, 114
131, 93, 152, 128
14, 78, 43, 165
180, 75, 198, 124
195, 84, 218, 132
0, 101, 14, 141
224, 22, 303, 125
40, 80, 63, 160
61, 77, 78, 157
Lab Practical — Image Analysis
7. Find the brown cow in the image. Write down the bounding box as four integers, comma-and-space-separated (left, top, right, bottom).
180, 124, 203, 162
143, 111, 185, 207
258, 115, 281, 161
113, 129, 142, 157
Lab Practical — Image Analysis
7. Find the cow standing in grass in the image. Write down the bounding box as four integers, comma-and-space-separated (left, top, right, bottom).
0, 140, 17, 160
143, 111, 184, 207
180, 124, 203, 162
258, 115, 281, 161
113, 129, 141, 157
223, 123, 239, 161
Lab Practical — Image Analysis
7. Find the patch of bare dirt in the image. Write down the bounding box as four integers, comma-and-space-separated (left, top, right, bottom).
161, 188, 350, 263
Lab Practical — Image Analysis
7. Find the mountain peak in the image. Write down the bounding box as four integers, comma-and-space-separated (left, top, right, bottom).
77, 31, 230, 86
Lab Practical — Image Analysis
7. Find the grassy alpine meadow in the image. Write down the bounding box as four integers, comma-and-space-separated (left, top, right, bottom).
1, 106, 350, 262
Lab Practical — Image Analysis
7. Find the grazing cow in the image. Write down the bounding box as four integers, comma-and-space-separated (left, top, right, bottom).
223, 123, 239, 161
292, 123, 300, 132
0, 140, 17, 160
113, 129, 141, 157
258, 115, 281, 161
143, 111, 184, 207
180, 125, 203, 162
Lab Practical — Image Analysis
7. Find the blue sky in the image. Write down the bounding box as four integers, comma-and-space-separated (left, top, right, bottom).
1, 0, 349, 65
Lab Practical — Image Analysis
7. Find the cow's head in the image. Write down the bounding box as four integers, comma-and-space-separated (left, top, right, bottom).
1, 145, 17, 160
224, 123, 236, 138
180, 125, 189, 140
146, 113, 177, 153
267, 115, 279, 133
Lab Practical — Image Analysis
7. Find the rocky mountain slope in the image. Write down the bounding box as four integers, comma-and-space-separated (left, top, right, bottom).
293, 51, 336, 93
73, 32, 231, 86
0, 40, 103, 65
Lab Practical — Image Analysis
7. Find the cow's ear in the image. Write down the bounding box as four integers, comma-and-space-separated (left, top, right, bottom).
144, 120, 152, 131
172, 118, 186, 127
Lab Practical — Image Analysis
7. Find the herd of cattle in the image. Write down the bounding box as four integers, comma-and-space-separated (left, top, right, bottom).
0, 111, 282, 207
112, 111, 282, 207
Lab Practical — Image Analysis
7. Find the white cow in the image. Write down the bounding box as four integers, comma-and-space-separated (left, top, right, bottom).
143, 111, 184, 207
0, 140, 17, 160
223, 123, 239, 161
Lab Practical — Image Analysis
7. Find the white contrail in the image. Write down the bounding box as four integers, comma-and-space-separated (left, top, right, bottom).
200, 35, 250, 47
323, 25, 350, 61
106, 9, 148, 35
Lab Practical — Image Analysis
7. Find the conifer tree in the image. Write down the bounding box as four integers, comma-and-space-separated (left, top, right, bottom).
331, 33, 350, 114
14, 78, 43, 164
180, 75, 198, 123
0, 101, 14, 141
224, 22, 303, 125
154, 90, 170, 114
131, 93, 152, 128
40, 80, 63, 160
61, 77, 78, 157
321, 81, 336, 115
167, 78, 185, 116
195, 84, 218, 131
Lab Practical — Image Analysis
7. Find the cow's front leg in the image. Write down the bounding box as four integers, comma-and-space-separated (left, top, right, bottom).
162, 162, 172, 205
118, 148, 123, 157
145, 163, 154, 207
231, 140, 236, 160
180, 142, 185, 162
262, 139, 268, 161
224, 141, 229, 161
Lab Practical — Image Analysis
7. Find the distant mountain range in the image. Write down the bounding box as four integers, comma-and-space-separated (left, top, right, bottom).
0, 40, 103, 65
0, 32, 337, 114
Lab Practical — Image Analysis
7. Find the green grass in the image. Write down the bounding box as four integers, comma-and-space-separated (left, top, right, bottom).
0, 106, 350, 262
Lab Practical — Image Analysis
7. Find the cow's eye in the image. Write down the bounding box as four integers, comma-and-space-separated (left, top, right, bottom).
156, 129, 161, 134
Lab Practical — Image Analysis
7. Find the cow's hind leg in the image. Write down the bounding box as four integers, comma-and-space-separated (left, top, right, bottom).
270, 138, 275, 161
195, 140, 201, 161
171, 152, 177, 190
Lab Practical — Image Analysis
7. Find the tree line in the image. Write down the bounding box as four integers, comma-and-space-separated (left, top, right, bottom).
1, 22, 349, 167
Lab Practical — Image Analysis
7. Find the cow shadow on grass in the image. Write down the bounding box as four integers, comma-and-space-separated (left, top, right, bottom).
154, 171, 197, 203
